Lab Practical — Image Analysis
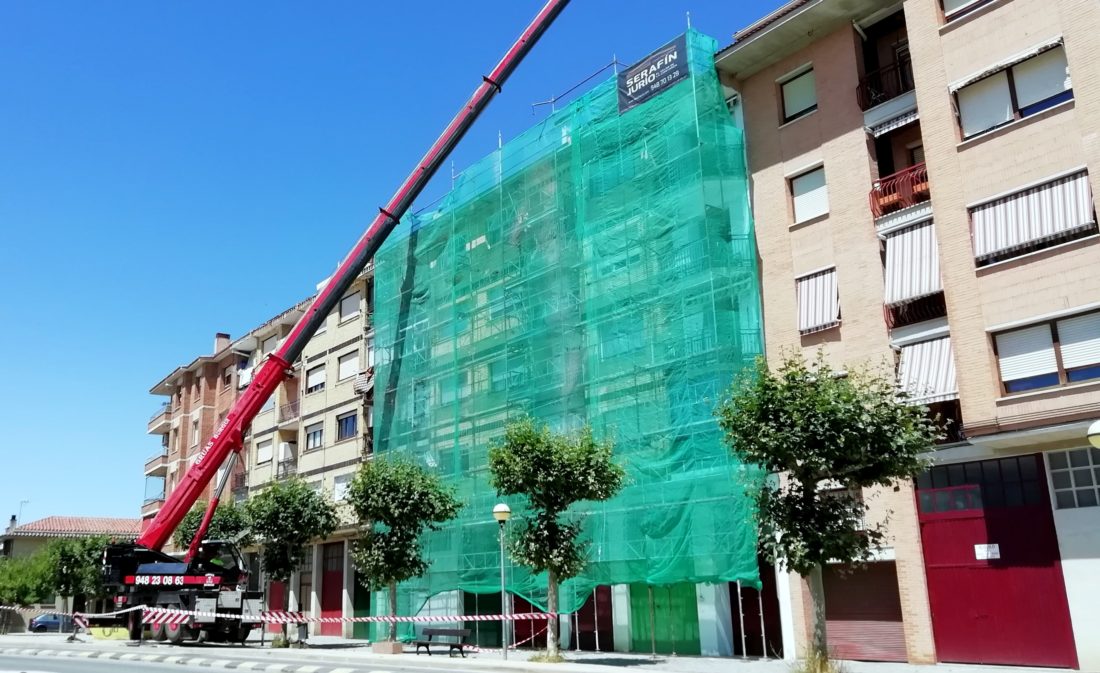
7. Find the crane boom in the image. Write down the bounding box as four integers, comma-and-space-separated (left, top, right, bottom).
137, 0, 571, 553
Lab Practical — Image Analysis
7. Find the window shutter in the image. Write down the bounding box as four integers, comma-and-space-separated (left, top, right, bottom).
340, 292, 361, 319
1057, 312, 1100, 370
338, 352, 359, 380
996, 324, 1057, 381
971, 170, 1095, 260
883, 222, 942, 306
957, 71, 1012, 137
1013, 47, 1070, 109
306, 366, 326, 389
256, 439, 273, 464
261, 335, 278, 355
782, 70, 816, 119
333, 475, 351, 501
792, 167, 829, 222
796, 268, 840, 334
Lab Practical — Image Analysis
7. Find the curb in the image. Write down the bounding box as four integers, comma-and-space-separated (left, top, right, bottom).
0, 646, 372, 672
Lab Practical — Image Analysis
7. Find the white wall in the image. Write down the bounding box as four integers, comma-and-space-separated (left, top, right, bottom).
696, 583, 734, 656
1052, 506, 1100, 671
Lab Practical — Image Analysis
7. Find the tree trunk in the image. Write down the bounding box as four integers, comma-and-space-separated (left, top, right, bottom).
388, 580, 398, 642
806, 566, 828, 658
546, 570, 559, 657
62, 596, 70, 633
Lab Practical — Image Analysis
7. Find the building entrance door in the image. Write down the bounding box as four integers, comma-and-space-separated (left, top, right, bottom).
320, 542, 344, 636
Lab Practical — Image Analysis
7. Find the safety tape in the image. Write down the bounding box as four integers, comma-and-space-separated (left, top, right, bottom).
467, 623, 549, 653
260, 610, 557, 625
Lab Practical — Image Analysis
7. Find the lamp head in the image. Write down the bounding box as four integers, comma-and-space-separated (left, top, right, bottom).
492, 503, 512, 523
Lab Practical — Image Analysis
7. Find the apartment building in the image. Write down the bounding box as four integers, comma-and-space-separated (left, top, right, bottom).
241, 268, 375, 638
717, 0, 1100, 668
143, 302, 311, 541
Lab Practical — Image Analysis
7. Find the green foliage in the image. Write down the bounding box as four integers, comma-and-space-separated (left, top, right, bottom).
44, 536, 109, 600
717, 353, 939, 577
488, 418, 625, 579
347, 458, 461, 591
173, 500, 253, 550
0, 554, 52, 606
246, 479, 338, 583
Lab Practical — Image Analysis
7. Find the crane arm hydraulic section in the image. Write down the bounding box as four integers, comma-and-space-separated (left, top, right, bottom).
136, 0, 571, 556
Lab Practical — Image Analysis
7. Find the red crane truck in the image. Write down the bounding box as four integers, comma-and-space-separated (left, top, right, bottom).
99, 0, 570, 643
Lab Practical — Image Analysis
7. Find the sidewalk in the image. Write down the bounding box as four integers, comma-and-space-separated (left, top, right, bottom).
0, 633, 1075, 673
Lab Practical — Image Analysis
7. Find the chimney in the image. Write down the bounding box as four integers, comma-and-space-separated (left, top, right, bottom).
7, 515, 15, 534
214, 333, 231, 354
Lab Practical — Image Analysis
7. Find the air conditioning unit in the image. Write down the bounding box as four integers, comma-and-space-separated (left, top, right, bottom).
238, 367, 254, 388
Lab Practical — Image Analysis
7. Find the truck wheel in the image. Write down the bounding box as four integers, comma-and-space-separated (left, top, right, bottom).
237, 624, 253, 644
165, 622, 190, 644
151, 623, 167, 641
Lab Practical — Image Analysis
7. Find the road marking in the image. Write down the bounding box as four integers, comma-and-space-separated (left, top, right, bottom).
187, 657, 209, 666
119, 652, 140, 660
296, 666, 321, 673
143, 654, 163, 661
208, 658, 234, 668
163, 654, 184, 663
78, 650, 96, 657
265, 664, 288, 672
237, 662, 259, 670
328, 668, 357, 673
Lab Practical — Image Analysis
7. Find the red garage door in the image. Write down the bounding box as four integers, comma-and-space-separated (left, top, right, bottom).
916, 455, 1077, 668
320, 542, 344, 636
822, 561, 907, 662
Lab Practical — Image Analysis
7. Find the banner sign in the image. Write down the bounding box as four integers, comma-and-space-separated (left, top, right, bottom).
618, 34, 690, 113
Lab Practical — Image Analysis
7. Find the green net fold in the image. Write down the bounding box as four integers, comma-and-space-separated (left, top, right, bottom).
371, 30, 764, 619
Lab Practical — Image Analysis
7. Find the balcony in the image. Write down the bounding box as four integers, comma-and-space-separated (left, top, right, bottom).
870, 162, 930, 219
857, 58, 914, 112
141, 497, 165, 517
144, 452, 168, 477
147, 403, 172, 435
277, 400, 300, 425
276, 459, 298, 479
238, 366, 254, 389
231, 472, 249, 501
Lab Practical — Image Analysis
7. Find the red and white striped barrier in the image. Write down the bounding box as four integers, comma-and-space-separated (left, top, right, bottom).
261, 610, 556, 624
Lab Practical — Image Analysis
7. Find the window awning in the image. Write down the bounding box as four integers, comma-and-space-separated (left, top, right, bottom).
797, 267, 840, 334
949, 36, 1064, 92
884, 221, 942, 306
898, 336, 958, 405
971, 170, 1095, 261
869, 109, 919, 138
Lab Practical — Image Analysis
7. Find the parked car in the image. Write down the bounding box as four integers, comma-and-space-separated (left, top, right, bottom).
28, 613, 73, 633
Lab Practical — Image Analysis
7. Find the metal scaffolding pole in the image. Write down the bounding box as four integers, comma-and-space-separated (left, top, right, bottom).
736, 581, 747, 658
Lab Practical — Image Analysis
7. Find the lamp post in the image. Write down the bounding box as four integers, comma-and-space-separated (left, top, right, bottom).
1088, 420, 1100, 449
493, 503, 512, 659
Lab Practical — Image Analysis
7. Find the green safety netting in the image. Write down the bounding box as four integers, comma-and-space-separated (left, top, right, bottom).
370, 30, 764, 629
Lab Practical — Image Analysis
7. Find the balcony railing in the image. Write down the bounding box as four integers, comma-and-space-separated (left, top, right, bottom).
144, 452, 168, 476
149, 403, 171, 424
870, 162, 930, 218
857, 58, 915, 111
277, 460, 297, 479
277, 400, 300, 424
231, 472, 248, 491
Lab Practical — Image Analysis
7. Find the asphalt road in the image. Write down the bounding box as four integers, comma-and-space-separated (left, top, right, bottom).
0, 653, 215, 673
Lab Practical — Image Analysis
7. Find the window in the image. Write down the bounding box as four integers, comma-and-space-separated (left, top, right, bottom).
796, 267, 840, 334
971, 170, 1096, 265
256, 439, 273, 464
790, 167, 829, 223
956, 46, 1072, 139
995, 310, 1100, 394
337, 411, 357, 441
191, 419, 200, 447
916, 455, 1043, 512
780, 68, 816, 122
305, 422, 324, 450
365, 337, 375, 369
222, 365, 233, 388
942, 0, 996, 21
306, 365, 326, 394
339, 291, 361, 321
315, 314, 328, 335
1048, 448, 1100, 509
898, 336, 958, 404
337, 351, 359, 380
333, 474, 351, 501
261, 334, 278, 356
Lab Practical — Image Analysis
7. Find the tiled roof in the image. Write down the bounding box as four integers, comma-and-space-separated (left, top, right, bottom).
7, 516, 141, 539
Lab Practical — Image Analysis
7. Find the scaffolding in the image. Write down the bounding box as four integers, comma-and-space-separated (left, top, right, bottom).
371, 30, 764, 642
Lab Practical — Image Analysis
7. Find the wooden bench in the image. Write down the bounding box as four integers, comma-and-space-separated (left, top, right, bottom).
414, 627, 472, 657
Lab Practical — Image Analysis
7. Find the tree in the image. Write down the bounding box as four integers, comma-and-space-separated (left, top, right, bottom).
488, 418, 625, 657
173, 500, 253, 550
246, 479, 338, 639
0, 553, 51, 606
347, 458, 461, 643
44, 536, 109, 618
716, 353, 939, 658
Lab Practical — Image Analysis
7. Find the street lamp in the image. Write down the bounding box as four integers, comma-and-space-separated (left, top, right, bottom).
493, 503, 512, 659
1088, 420, 1100, 449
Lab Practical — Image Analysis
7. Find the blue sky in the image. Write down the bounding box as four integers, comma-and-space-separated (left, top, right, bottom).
0, 1, 780, 523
